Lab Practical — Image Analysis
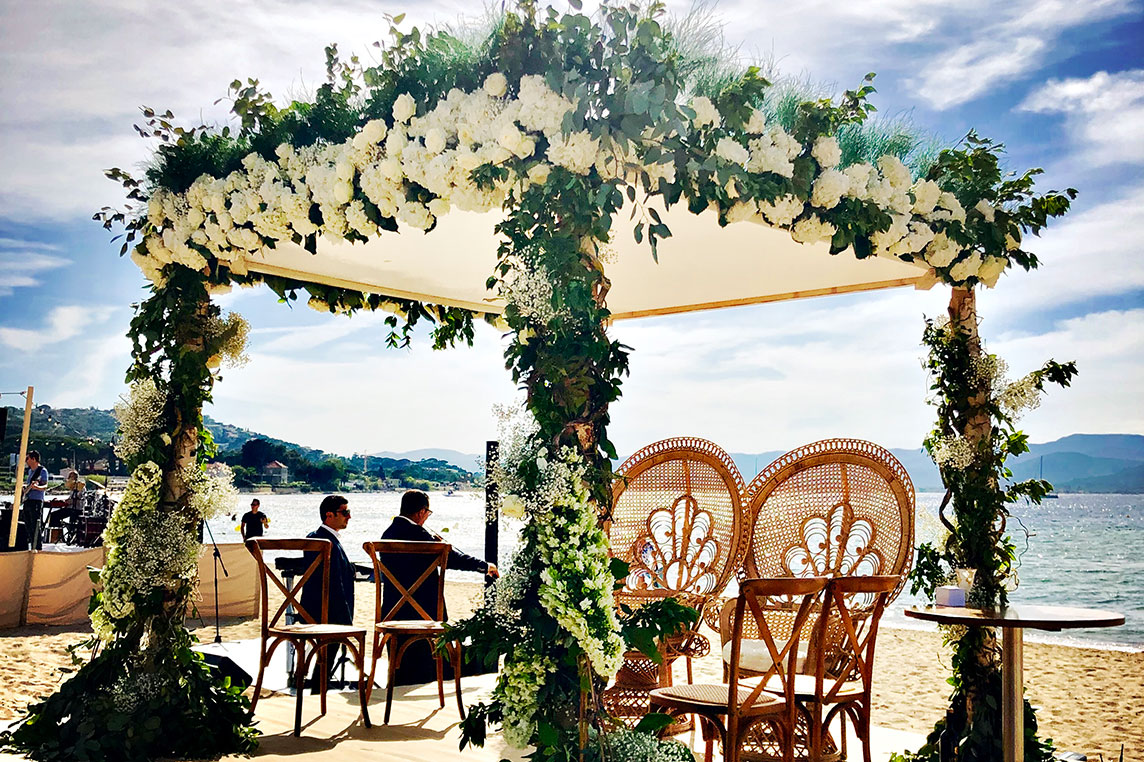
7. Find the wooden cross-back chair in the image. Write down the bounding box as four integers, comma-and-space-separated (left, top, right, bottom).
765, 575, 898, 762
245, 538, 370, 736
362, 540, 464, 724
603, 437, 747, 725
650, 577, 828, 762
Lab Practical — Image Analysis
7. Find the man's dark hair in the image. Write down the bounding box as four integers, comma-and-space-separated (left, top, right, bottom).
399, 490, 430, 517
26, 450, 40, 462
251, 498, 260, 507
319, 494, 348, 521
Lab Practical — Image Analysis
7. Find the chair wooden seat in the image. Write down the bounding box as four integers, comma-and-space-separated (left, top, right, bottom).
270, 623, 367, 638
764, 673, 863, 701
375, 620, 446, 633
246, 538, 371, 737
652, 682, 783, 711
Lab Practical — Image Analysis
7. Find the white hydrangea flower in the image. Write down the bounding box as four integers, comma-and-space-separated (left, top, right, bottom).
974, 198, 996, 222
949, 252, 983, 283
878, 154, 912, 189
724, 201, 758, 224
689, 95, 720, 128
977, 255, 1008, 287
1005, 231, 1022, 250
393, 93, 416, 123
843, 162, 874, 198
714, 136, 749, 166
758, 195, 804, 227
924, 232, 961, 268
546, 131, 599, 175
745, 108, 767, 134
424, 127, 447, 155
911, 179, 942, 215
812, 136, 841, 168
811, 168, 849, 210
791, 215, 836, 244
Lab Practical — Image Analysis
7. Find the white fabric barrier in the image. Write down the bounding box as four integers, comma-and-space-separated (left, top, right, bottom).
0, 542, 258, 629
25, 547, 105, 626
194, 542, 259, 619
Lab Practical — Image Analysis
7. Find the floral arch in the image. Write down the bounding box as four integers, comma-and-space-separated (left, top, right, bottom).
4, 4, 1078, 762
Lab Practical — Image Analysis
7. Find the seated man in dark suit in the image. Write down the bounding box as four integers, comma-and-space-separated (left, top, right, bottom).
301, 495, 355, 688
379, 489, 499, 684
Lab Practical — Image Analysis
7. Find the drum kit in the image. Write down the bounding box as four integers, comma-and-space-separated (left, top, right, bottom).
45, 490, 114, 547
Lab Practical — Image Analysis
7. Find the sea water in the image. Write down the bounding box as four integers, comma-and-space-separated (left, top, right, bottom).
205, 490, 1144, 650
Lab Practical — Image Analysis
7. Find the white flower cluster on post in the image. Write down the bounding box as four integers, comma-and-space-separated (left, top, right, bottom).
131, 73, 1014, 297
112, 378, 168, 460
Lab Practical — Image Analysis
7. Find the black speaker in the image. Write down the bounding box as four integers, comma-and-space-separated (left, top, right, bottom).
193, 644, 253, 690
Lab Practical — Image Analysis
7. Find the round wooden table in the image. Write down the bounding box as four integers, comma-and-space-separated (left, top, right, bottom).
905, 604, 1124, 762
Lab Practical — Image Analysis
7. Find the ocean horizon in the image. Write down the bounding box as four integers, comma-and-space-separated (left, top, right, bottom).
205, 489, 1144, 651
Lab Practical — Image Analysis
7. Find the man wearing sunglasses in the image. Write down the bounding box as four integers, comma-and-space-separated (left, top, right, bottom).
300, 494, 356, 690
379, 489, 499, 684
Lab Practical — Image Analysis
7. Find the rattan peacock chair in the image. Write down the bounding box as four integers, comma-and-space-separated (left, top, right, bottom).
728, 438, 915, 761
603, 437, 747, 727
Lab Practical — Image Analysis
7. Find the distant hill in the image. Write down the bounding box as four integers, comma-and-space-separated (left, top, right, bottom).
371, 449, 483, 474
728, 434, 1144, 494
5, 405, 1142, 493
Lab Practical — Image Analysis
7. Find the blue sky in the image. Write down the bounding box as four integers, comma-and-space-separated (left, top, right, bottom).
1, 0, 1141, 458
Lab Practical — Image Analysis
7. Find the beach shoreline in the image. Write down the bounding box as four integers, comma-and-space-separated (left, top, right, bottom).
2, 580, 1139, 758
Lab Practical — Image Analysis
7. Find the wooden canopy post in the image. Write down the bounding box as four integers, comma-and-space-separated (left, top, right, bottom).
7, 386, 34, 549
947, 285, 1001, 732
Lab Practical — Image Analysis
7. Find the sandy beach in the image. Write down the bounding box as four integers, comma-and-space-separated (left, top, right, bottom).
2, 581, 1140, 759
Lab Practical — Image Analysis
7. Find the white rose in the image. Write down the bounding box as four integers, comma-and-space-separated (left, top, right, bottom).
689, 96, 720, 129
811, 136, 841, 168
484, 72, 508, 98
725, 201, 757, 224
393, 93, 416, 123
425, 127, 447, 154
527, 163, 551, 185
334, 181, 354, 205
715, 137, 749, 166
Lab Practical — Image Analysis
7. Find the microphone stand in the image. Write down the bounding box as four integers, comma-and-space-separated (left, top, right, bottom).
202, 519, 228, 644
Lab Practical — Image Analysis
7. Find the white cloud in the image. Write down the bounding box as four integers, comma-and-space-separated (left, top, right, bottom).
1019, 69, 1144, 165
206, 323, 514, 455
977, 183, 1144, 313
0, 240, 69, 296
991, 308, 1144, 437
907, 0, 1134, 109
0, 304, 116, 350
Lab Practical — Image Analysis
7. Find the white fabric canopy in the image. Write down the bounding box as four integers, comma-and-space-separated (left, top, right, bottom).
242, 200, 930, 320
